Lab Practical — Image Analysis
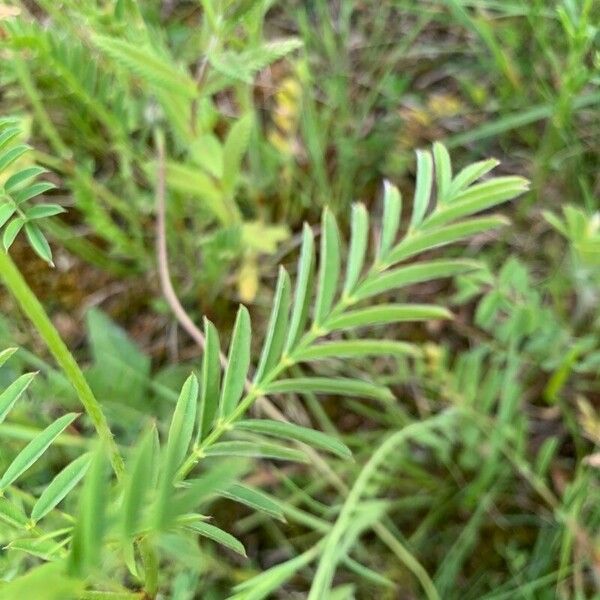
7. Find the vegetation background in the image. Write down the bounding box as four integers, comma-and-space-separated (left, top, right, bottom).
0, 0, 598, 598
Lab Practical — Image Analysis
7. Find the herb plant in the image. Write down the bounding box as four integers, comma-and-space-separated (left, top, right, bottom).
0, 125, 532, 597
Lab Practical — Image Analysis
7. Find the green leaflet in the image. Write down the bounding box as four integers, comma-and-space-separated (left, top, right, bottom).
384, 216, 510, 266
222, 113, 254, 198
31, 453, 92, 523
167, 460, 247, 523
121, 427, 157, 538
355, 259, 480, 301
14, 182, 56, 204
68, 447, 109, 577
343, 203, 369, 295
0, 561, 83, 600
433, 142, 452, 202
187, 521, 246, 556
447, 158, 499, 198
165, 160, 231, 225
0, 372, 36, 424
235, 419, 351, 459
218, 482, 285, 522
378, 182, 402, 260
254, 267, 291, 383
294, 340, 420, 361
92, 35, 197, 99
219, 306, 251, 419
424, 177, 529, 228
0, 204, 16, 229
265, 377, 393, 403
25, 222, 53, 265
3, 217, 24, 251
198, 319, 221, 441
326, 304, 451, 331
314, 209, 341, 325
6, 536, 68, 561
204, 441, 308, 463
4, 165, 48, 191
409, 150, 433, 229
192, 134, 224, 178
166, 374, 199, 474
0, 413, 78, 491
285, 224, 315, 352
208, 39, 302, 86
24, 204, 65, 220
0, 127, 21, 152
0, 144, 30, 172
0, 498, 29, 529
0, 347, 18, 368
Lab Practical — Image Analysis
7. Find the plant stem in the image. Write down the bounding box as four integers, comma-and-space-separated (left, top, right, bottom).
308, 411, 455, 600
0, 250, 124, 479
139, 536, 159, 599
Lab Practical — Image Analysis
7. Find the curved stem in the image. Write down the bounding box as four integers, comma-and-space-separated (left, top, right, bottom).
308, 411, 456, 600
0, 250, 124, 479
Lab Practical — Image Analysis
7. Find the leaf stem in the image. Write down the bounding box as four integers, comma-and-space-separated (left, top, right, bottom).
139, 536, 159, 599
0, 250, 124, 479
